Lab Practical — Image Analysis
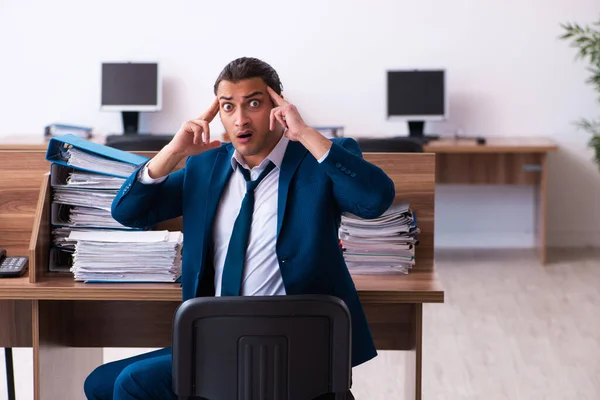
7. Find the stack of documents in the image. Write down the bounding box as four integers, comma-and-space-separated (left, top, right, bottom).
53, 188, 117, 211
50, 165, 132, 230
70, 230, 183, 282
339, 202, 419, 274
65, 147, 139, 177
66, 171, 125, 189
52, 227, 119, 250
45, 135, 150, 275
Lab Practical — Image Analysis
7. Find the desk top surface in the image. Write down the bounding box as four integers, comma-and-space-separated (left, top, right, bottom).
423, 137, 558, 153
0, 271, 443, 303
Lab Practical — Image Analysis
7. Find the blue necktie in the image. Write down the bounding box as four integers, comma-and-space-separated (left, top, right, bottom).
221, 161, 276, 296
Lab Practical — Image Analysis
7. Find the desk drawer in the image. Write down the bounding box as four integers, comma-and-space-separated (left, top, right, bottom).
435, 153, 544, 185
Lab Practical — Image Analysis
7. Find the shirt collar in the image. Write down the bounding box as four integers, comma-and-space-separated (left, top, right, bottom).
230, 134, 289, 171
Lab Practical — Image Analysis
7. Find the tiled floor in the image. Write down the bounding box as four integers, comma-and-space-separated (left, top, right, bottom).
2, 248, 599, 399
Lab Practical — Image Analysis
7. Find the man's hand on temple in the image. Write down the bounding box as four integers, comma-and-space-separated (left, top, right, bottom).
166, 97, 222, 157
147, 98, 222, 179
267, 86, 332, 160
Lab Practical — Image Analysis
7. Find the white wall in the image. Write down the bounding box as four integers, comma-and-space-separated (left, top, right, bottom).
1, 0, 599, 248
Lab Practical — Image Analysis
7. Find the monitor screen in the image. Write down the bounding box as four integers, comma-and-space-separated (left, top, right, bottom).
101, 63, 160, 111
387, 70, 445, 119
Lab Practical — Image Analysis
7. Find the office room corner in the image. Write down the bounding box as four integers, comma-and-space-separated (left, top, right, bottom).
1, 0, 600, 399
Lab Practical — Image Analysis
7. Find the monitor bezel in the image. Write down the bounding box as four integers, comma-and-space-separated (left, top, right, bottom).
386, 69, 448, 122
100, 61, 162, 112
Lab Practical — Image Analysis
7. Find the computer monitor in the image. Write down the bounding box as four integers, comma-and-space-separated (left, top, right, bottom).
387, 69, 447, 140
100, 62, 162, 134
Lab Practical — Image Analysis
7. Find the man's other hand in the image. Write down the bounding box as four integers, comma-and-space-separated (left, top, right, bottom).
267, 86, 311, 142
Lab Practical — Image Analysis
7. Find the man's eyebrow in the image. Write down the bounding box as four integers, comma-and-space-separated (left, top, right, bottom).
243, 91, 263, 99
218, 92, 263, 101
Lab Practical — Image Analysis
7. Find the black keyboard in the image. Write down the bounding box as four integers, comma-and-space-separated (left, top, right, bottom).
105, 134, 174, 151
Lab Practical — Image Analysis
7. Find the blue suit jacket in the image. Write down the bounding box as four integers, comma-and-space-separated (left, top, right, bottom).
111, 137, 395, 366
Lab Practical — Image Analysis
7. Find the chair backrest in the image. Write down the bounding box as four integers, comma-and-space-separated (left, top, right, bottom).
356, 136, 424, 153
172, 295, 352, 400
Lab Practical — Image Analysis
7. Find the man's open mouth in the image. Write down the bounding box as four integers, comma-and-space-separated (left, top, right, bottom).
237, 131, 253, 139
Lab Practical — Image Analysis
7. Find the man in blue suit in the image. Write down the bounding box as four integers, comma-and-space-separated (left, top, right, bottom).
84, 57, 395, 400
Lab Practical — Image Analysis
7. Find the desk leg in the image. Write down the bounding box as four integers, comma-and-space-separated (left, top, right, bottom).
535, 153, 548, 264
32, 300, 103, 400
403, 303, 422, 400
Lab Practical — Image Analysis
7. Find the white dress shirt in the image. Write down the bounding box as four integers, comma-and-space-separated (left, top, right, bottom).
139, 135, 330, 296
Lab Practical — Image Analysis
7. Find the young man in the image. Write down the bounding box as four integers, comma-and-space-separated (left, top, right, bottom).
84, 57, 395, 400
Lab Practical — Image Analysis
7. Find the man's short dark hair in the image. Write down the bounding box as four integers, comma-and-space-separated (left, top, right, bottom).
213, 57, 283, 95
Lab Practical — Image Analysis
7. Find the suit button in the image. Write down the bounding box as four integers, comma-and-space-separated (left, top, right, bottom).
335, 163, 341, 168
345, 169, 351, 175
340, 166, 346, 172
350, 172, 356, 177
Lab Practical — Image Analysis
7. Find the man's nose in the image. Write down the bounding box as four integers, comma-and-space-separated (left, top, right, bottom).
234, 108, 250, 127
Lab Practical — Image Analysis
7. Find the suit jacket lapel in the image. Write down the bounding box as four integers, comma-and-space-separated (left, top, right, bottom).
204, 146, 235, 241
277, 141, 308, 236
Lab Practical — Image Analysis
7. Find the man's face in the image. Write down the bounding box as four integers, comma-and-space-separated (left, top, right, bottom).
217, 77, 281, 164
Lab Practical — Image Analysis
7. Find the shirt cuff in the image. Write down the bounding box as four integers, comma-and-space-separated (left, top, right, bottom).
137, 162, 167, 184
317, 149, 331, 163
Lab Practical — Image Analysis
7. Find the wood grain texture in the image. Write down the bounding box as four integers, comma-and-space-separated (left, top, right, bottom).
434, 153, 544, 185
29, 174, 50, 282
0, 300, 32, 347
362, 303, 416, 351
51, 301, 421, 352
363, 153, 435, 273
0, 151, 49, 257
423, 137, 558, 153
32, 300, 103, 400
0, 272, 443, 303
70, 300, 179, 347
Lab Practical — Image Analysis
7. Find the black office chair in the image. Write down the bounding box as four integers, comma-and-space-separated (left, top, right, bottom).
356, 136, 424, 153
104, 134, 174, 151
172, 295, 352, 400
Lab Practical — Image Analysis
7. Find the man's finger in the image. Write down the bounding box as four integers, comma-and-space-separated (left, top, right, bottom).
193, 119, 210, 144
266, 86, 287, 107
201, 120, 210, 144
199, 97, 220, 122
188, 121, 204, 145
269, 108, 277, 131
274, 109, 288, 130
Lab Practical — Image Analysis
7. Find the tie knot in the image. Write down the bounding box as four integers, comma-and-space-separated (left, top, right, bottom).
241, 161, 276, 193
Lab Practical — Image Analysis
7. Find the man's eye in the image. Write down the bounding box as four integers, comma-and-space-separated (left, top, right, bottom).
222, 103, 233, 112
249, 100, 260, 108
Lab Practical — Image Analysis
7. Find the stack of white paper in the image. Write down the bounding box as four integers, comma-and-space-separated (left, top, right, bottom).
67, 171, 126, 189
339, 202, 419, 274
53, 188, 118, 211
67, 206, 132, 228
52, 227, 119, 250
66, 147, 138, 177
70, 230, 183, 282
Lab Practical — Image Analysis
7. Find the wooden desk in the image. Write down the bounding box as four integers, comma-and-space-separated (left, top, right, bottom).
0, 147, 443, 400
423, 137, 557, 264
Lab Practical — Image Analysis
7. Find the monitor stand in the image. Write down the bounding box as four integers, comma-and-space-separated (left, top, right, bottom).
116, 111, 172, 137
104, 111, 174, 150
122, 111, 140, 134
408, 121, 440, 143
